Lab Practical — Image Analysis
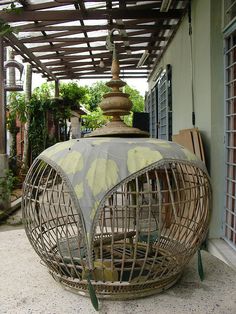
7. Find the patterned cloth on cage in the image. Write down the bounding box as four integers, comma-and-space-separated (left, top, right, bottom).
39, 137, 205, 239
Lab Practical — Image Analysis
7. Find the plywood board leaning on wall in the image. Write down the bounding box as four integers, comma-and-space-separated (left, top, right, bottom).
172, 128, 205, 164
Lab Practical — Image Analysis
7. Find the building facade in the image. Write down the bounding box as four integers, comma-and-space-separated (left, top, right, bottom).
146, 0, 236, 267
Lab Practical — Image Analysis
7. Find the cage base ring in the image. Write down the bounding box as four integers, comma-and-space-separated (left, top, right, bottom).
49, 270, 182, 300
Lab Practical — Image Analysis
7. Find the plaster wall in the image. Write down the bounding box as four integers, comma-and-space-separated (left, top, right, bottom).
150, 1, 211, 139
209, 0, 224, 238
148, 0, 224, 239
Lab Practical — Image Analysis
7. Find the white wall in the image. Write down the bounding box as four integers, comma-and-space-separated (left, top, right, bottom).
148, 0, 224, 239
209, 0, 224, 238
150, 0, 211, 165
149, 14, 194, 132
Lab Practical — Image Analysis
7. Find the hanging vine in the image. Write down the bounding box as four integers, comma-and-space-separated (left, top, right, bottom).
7, 92, 27, 175
7, 82, 89, 167
27, 82, 89, 161
28, 95, 48, 161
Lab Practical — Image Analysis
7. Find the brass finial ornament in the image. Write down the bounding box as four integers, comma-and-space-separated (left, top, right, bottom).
87, 30, 149, 137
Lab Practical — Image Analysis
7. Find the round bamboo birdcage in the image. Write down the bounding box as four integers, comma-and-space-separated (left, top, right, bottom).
22, 138, 211, 300
22, 38, 210, 302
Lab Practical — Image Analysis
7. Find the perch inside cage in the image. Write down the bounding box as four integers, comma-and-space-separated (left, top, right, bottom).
22, 36, 210, 302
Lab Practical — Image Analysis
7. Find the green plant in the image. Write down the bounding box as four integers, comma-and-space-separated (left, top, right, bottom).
7, 92, 27, 124
123, 85, 144, 112
86, 81, 109, 111
0, 170, 18, 202
24, 82, 90, 160
0, 20, 12, 36
59, 82, 89, 108
82, 107, 108, 130
0, 2, 22, 36
85, 82, 144, 126
28, 95, 48, 160
123, 111, 133, 127
7, 92, 27, 174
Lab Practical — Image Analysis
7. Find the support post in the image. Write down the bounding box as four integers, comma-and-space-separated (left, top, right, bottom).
55, 79, 59, 98
0, 37, 9, 212
54, 79, 60, 141
0, 37, 6, 154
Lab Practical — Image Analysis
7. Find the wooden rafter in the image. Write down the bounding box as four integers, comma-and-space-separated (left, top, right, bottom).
0, 9, 183, 22
20, 34, 166, 44
16, 20, 173, 32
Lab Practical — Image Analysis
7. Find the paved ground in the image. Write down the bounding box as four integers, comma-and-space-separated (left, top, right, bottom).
0, 202, 23, 232
0, 229, 236, 314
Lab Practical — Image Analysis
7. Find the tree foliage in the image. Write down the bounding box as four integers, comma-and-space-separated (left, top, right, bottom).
86, 81, 109, 111
32, 82, 54, 102
86, 81, 144, 112
59, 82, 89, 107
7, 81, 90, 164
83, 81, 144, 129
27, 82, 90, 159
6, 80, 145, 165
7, 92, 27, 128
123, 85, 144, 112
82, 107, 108, 130
7, 92, 26, 175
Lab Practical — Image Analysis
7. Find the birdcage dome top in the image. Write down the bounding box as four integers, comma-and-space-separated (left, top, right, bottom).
38, 137, 207, 237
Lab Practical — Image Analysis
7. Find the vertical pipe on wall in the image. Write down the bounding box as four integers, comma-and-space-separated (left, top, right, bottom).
188, 0, 196, 127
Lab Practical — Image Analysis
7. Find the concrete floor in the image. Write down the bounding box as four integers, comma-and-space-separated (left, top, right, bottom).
0, 200, 23, 232
0, 229, 236, 314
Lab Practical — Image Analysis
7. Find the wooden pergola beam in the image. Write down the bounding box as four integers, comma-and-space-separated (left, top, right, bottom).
46, 63, 153, 74
19, 28, 161, 44
52, 0, 152, 3
19, 37, 154, 53
48, 75, 148, 80
0, 9, 183, 22
23, 1, 72, 11
15, 19, 173, 32
52, 67, 148, 76
22, 39, 147, 52
31, 47, 157, 62
40, 52, 154, 64
24, 0, 161, 11
20, 30, 88, 43
44, 60, 152, 71
16, 23, 174, 33
21, 30, 166, 43
22, 37, 160, 44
